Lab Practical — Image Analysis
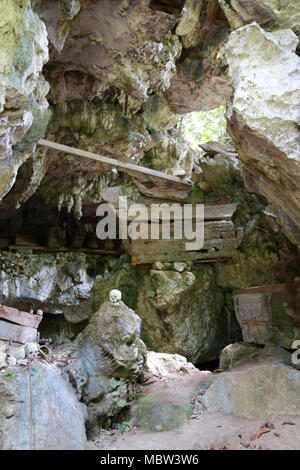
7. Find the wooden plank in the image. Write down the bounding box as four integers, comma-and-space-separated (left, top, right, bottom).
204, 204, 238, 221
237, 281, 300, 295
38, 139, 193, 187
127, 243, 237, 264
9, 245, 121, 255
0, 320, 38, 344
125, 233, 238, 251
117, 203, 238, 222
124, 232, 240, 265
102, 185, 237, 221
0, 305, 42, 329
127, 171, 190, 201
199, 141, 237, 157
126, 238, 237, 256
126, 220, 236, 239
122, 215, 243, 264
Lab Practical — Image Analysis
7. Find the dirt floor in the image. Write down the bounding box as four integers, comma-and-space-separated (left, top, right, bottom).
92, 370, 300, 450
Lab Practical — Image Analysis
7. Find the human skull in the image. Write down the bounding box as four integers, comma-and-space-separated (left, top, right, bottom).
109, 289, 122, 304
25, 343, 39, 358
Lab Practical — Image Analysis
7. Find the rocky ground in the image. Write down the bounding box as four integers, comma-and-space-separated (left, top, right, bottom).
95, 411, 300, 451
92, 349, 300, 451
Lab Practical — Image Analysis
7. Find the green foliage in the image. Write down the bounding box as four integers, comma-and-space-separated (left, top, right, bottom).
180, 106, 232, 147
5, 368, 16, 379
117, 421, 133, 433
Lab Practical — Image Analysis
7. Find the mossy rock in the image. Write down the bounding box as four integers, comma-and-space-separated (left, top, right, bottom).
133, 394, 191, 432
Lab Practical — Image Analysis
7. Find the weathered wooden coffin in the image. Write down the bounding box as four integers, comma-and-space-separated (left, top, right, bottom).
0, 305, 42, 329
122, 204, 243, 264
0, 305, 42, 344
0, 320, 38, 344
234, 282, 300, 347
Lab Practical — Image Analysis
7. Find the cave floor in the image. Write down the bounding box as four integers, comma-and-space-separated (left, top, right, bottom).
93, 413, 300, 451
92, 371, 300, 451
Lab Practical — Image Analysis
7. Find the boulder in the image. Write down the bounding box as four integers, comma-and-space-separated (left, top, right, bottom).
0, 361, 87, 450
146, 351, 197, 377
75, 300, 146, 379
64, 299, 147, 435
203, 345, 300, 418
219, 342, 260, 371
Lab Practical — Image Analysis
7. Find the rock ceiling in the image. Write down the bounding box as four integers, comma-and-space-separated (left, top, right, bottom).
0, 0, 299, 245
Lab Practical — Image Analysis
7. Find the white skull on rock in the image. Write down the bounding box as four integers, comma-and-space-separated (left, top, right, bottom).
109, 289, 122, 304
25, 343, 39, 358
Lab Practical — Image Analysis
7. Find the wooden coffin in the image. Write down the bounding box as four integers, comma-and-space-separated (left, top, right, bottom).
234, 282, 300, 347
0, 320, 38, 344
0, 305, 42, 329
0, 305, 42, 344
122, 203, 243, 264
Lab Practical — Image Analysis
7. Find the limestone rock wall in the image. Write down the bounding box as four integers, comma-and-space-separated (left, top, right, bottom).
91, 255, 239, 363
0, 0, 235, 211
0, 0, 299, 248
219, 0, 300, 36
0, 251, 102, 341
0, 0, 50, 201
221, 23, 300, 245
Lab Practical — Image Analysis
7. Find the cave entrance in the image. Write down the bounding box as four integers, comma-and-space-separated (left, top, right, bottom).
175, 105, 231, 149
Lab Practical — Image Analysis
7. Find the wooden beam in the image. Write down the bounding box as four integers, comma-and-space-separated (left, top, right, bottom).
9, 245, 121, 255
237, 281, 300, 295
0, 305, 42, 329
118, 203, 238, 222
38, 139, 193, 187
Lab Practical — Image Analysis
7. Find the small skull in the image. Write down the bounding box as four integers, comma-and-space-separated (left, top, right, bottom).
109, 289, 122, 304
25, 343, 39, 358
